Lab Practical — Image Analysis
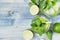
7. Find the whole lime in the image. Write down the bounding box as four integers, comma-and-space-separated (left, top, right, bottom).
53, 23, 60, 33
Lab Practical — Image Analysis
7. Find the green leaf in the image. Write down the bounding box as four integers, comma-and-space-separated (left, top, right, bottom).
46, 30, 53, 40
31, 0, 39, 5
39, 17, 47, 23
37, 27, 44, 36
43, 23, 50, 32
32, 17, 41, 26
40, 23, 46, 27
31, 27, 38, 32
31, 23, 37, 27
50, 7, 60, 16
39, 0, 46, 9
57, 7, 60, 14
28, 2, 35, 7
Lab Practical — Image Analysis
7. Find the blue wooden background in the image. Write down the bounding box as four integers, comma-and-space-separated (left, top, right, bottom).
0, 0, 60, 40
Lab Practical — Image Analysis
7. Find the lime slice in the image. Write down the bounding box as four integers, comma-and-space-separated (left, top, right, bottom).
30, 5, 39, 15
23, 30, 33, 40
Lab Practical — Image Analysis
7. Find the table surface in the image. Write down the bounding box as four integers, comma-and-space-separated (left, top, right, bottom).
0, 0, 60, 40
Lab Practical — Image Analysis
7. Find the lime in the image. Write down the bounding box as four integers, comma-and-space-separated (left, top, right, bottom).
30, 5, 39, 15
53, 23, 60, 33
23, 30, 33, 40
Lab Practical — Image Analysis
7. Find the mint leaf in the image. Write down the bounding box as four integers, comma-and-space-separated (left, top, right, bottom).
37, 27, 44, 36
29, 2, 34, 7
46, 30, 53, 40
31, 0, 39, 5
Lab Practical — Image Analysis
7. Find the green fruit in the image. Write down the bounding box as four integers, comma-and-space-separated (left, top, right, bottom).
53, 23, 60, 33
